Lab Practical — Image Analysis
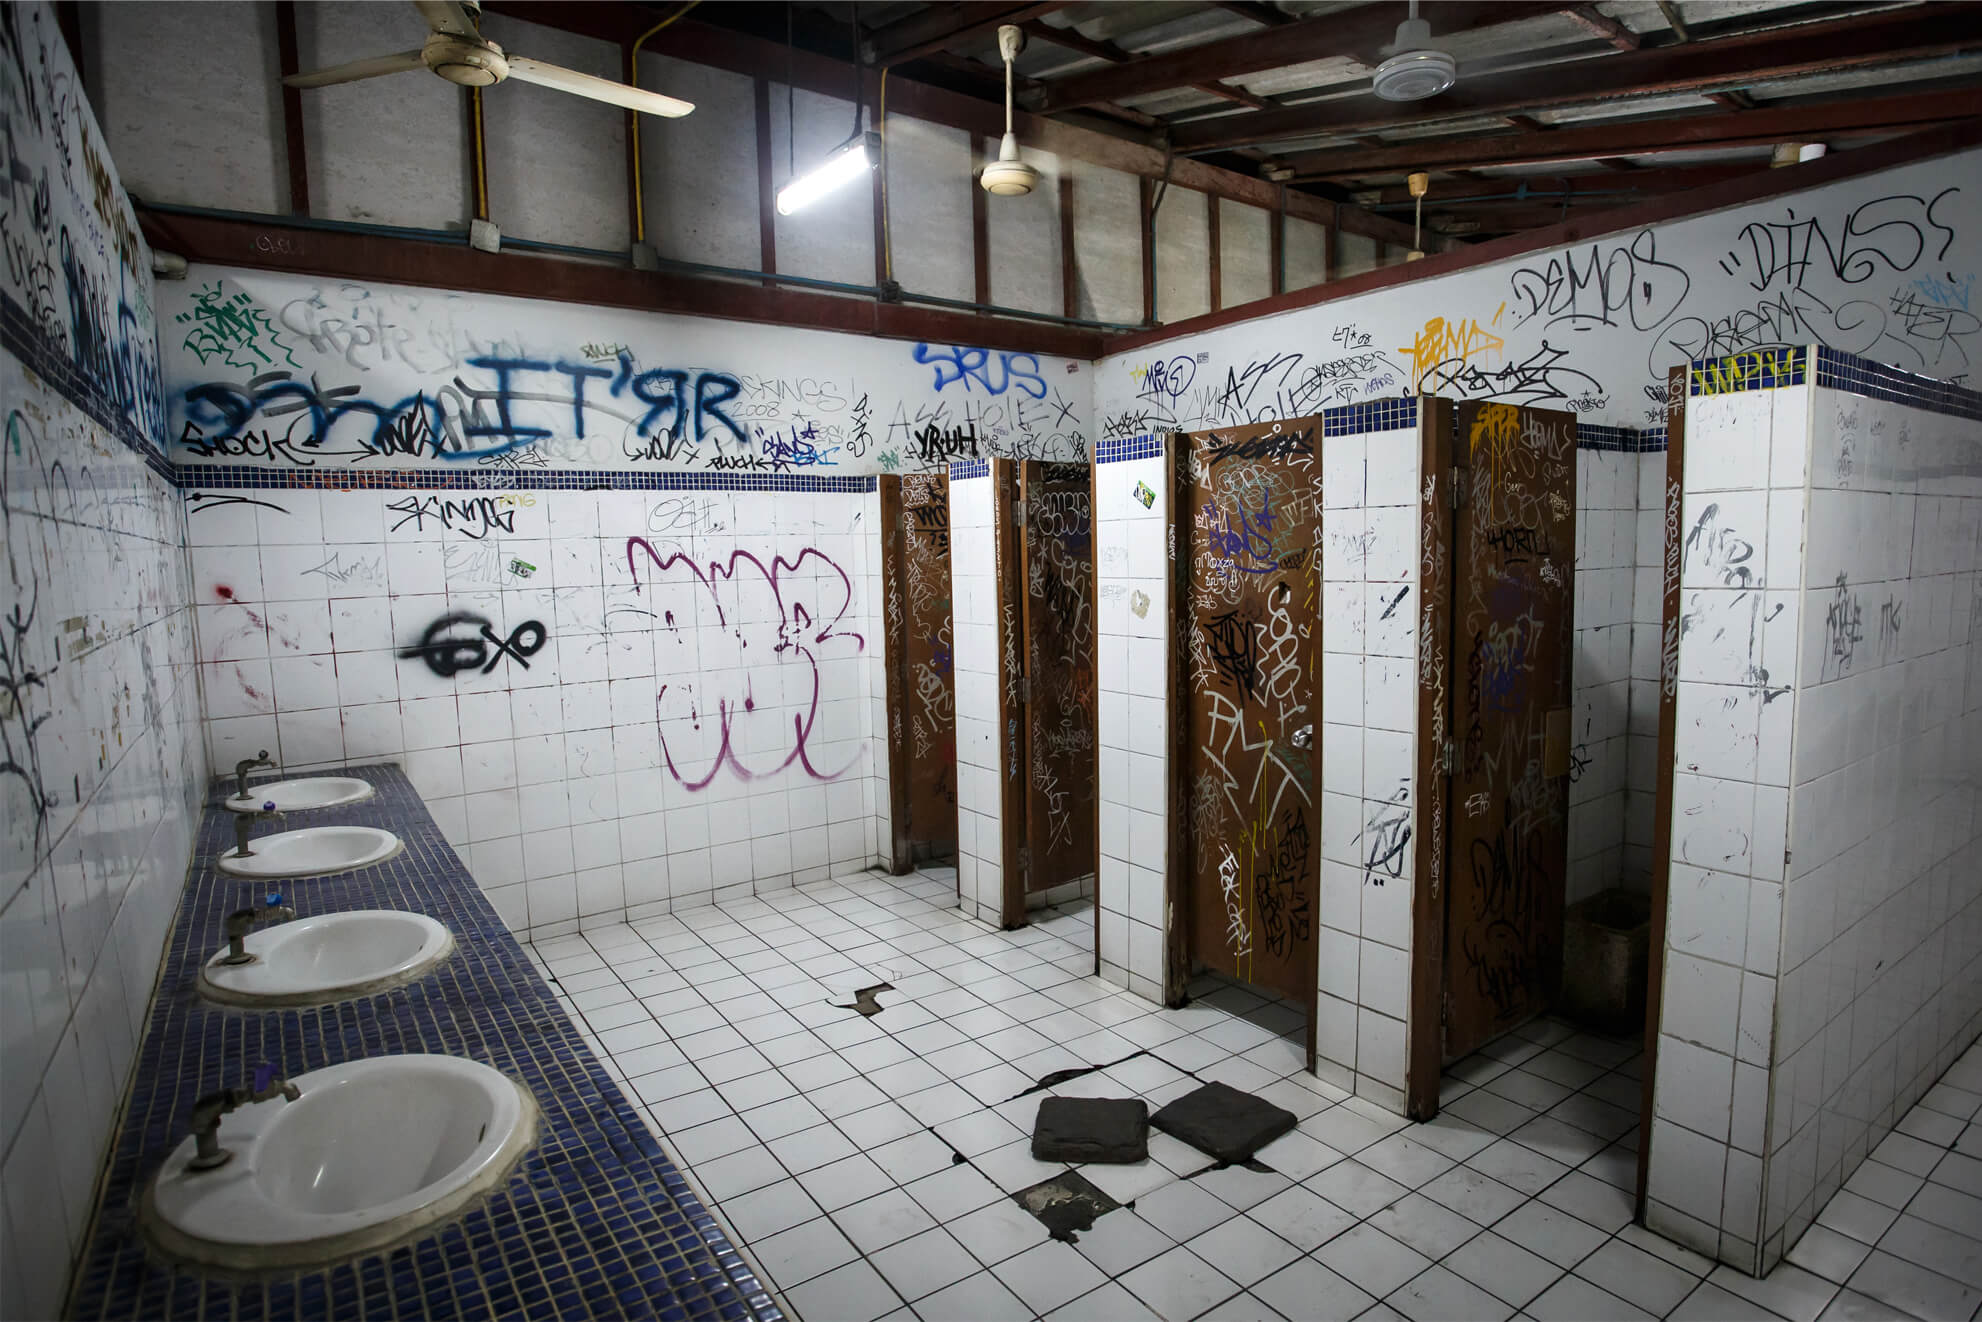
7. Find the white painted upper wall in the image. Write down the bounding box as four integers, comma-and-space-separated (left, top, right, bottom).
1097, 150, 1982, 441
161, 267, 1095, 476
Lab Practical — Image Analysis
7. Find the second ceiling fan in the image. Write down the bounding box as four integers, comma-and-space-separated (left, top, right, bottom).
284, 0, 696, 119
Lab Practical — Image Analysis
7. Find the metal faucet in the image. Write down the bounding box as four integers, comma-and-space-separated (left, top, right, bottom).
234, 750, 277, 800
187, 1063, 302, 1171
219, 895, 295, 965
232, 803, 285, 857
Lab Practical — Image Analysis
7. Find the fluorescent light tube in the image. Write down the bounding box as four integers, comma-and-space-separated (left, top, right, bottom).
776, 132, 880, 216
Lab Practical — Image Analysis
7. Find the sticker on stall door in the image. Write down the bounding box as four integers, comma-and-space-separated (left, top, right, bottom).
508, 558, 536, 578
1132, 481, 1155, 509
1130, 590, 1151, 619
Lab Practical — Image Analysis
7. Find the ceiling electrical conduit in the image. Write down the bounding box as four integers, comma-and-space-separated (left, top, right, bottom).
132, 200, 1147, 333
628, 0, 701, 246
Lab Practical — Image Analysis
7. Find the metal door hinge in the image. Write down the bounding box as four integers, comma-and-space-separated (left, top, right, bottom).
1017, 844, 1031, 876
1439, 740, 1456, 776
1449, 467, 1468, 510
1017, 675, 1030, 703
1012, 498, 1027, 526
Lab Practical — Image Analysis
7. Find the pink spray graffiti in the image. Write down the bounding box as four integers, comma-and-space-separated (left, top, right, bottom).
625, 536, 865, 789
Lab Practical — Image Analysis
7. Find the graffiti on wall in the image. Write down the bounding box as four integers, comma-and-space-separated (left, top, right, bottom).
161, 276, 1088, 476
1099, 168, 1979, 437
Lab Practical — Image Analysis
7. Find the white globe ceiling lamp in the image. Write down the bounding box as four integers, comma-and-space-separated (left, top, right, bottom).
1373, 0, 1457, 102
982, 25, 1039, 196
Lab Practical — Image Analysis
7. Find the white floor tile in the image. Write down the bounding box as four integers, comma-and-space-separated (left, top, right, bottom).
1388, 1264, 1516, 1322
1119, 1245, 1242, 1321
1185, 1215, 1302, 1287
868, 1227, 980, 1303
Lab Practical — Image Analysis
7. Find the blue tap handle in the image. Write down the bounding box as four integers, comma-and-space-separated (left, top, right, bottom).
263, 800, 277, 813
265, 893, 284, 908
253, 1062, 275, 1093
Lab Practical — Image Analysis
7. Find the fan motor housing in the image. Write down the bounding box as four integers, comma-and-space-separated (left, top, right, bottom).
423, 33, 507, 86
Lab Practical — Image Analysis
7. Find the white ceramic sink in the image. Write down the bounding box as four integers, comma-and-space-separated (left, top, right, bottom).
225, 777, 374, 813
145, 1055, 536, 1271
217, 826, 402, 880
200, 911, 454, 1007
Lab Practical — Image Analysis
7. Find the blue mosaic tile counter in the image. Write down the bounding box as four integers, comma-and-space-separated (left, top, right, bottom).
67, 764, 781, 1321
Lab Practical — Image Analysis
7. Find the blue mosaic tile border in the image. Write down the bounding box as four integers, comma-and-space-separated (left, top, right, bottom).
68, 765, 782, 1322
1814, 345, 1982, 422
1325, 397, 1418, 436
948, 457, 991, 481
173, 465, 878, 494
1688, 346, 1808, 396
1577, 423, 1666, 453
2, 290, 174, 482
1095, 434, 1163, 465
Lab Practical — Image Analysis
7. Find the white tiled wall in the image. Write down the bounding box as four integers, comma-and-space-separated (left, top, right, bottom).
1568, 450, 1643, 902
1648, 384, 1806, 1271
187, 486, 884, 938
1649, 367, 1982, 1277
1625, 448, 1672, 886
1767, 382, 1982, 1267
949, 469, 1005, 925
1094, 451, 1169, 1002
1, 365, 205, 1322
1, 10, 205, 1315
1316, 425, 1420, 1110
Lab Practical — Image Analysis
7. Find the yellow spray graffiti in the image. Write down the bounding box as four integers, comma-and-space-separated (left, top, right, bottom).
1398, 304, 1506, 391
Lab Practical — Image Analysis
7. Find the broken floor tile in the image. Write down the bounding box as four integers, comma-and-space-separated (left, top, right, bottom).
1032, 1096, 1150, 1164
1151, 1080, 1299, 1164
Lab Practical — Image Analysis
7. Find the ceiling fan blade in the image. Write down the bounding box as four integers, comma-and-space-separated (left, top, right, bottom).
504, 56, 695, 118
412, 0, 478, 37
284, 49, 426, 89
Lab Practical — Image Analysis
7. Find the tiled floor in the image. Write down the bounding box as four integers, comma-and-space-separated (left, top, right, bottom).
531, 870, 1982, 1322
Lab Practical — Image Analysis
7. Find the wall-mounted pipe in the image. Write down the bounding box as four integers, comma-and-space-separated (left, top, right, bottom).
628, 1, 700, 245
131, 200, 1148, 333
469, 86, 490, 223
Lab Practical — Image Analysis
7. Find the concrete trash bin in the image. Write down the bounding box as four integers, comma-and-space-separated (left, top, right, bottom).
1560, 887, 1651, 1037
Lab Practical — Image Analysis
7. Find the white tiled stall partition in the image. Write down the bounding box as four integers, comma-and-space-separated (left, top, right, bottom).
1649, 347, 1982, 1277
1093, 435, 1170, 1002
187, 482, 887, 937
1, 6, 207, 1315
1316, 409, 1422, 1112
948, 460, 1006, 925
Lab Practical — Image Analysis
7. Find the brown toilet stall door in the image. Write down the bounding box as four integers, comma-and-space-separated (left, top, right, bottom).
1016, 461, 1098, 913
1174, 418, 1322, 1043
1440, 402, 1577, 1062
880, 473, 958, 871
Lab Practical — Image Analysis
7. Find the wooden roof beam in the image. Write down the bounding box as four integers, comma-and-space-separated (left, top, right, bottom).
1564, 5, 1642, 51
1656, 0, 1691, 43
865, 1, 1071, 67
1285, 87, 1969, 177
1018, 22, 1276, 122
1207, 1, 1295, 26
1030, 1, 1556, 112
1172, 4, 1982, 151
1708, 88, 1758, 110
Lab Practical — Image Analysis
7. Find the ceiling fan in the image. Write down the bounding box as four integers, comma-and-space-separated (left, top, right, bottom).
284, 0, 695, 118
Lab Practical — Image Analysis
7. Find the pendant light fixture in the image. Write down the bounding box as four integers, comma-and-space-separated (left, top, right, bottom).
981, 24, 1038, 196
777, 2, 879, 215
1407, 171, 1429, 260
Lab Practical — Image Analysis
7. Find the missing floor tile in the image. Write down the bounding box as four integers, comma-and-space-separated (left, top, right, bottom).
1012, 1171, 1121, 1242
826, 982, 894, 1017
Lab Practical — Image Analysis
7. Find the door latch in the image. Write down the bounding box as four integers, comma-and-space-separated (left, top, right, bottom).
1289, 724, 1313, 750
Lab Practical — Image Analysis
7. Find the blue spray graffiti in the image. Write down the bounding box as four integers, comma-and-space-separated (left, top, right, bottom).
175, 350, 747, 463
913, 344, 1048, 399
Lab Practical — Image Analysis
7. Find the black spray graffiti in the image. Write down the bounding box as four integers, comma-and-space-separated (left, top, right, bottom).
398, 612, 548, 677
